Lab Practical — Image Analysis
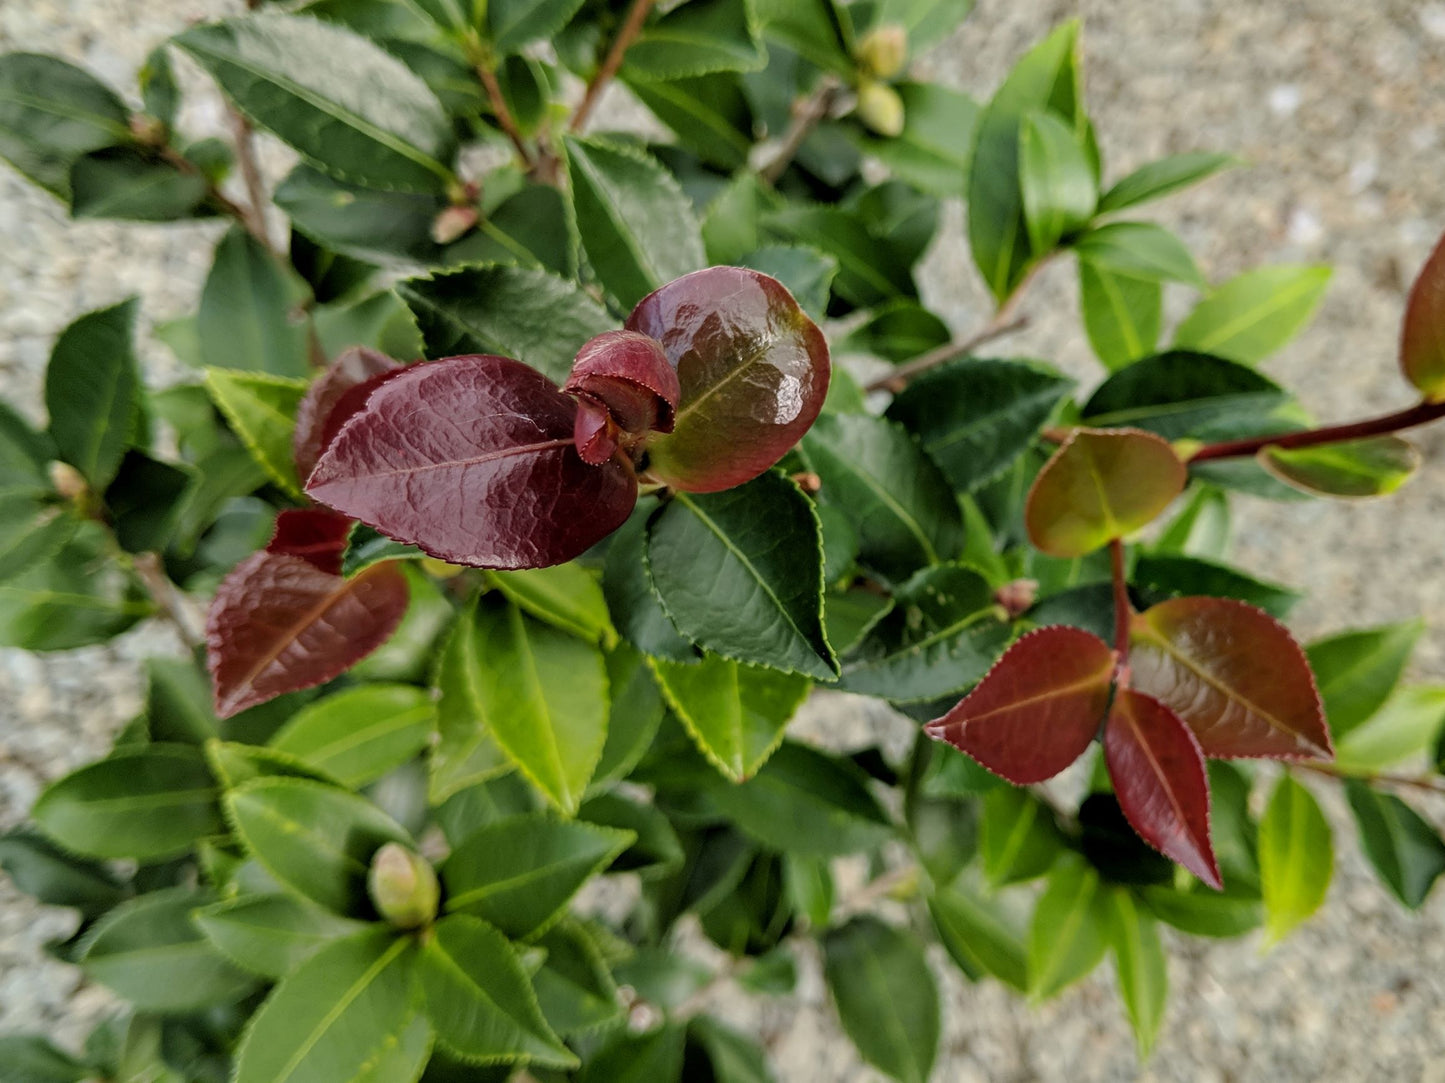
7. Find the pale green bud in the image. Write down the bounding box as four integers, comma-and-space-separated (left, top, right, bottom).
856, 24, 908, 80
857, 79, 906, 138
367, 843, 439, 929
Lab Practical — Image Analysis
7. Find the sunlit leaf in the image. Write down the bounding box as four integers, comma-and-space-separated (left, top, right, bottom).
1173, 265, 1331, 365
1334, 685, 1445, 772
1018, 108, 1096, 255
194, 893, 370, 979
204, 367, 309, 496
1096, 151, 1235, 214
269, 684, 435, 788
1078, 259, 1161, 370
1106, 888, 1168, 1058
1259, 773, 1332, 943
1027, 855, 1109, 1000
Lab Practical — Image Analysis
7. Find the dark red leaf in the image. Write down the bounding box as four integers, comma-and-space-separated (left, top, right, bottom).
306, 355, 637, 569
924, 626, 1115, 784
293, 346, 403, 482
626, 266, 830, 493
1129, 596, 1333, 760
206, 552, 408, 718
564, 330, 679, 434
1401, 229, 1445, 399
266, 507, 353, 575
574, 394, 620, 466
1105, 688, 1222, 889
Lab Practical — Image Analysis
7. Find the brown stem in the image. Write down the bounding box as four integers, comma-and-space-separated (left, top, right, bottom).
159, 144, 254, 231
227, 109, 275, 253
570, 0, 654, 134
760, 77, 842, 185
1187, 399, 1445, 463
133, 552, 204, 651
1296, 761, 1445, 795
476, 62, 537, 169
1110, 537, 1131, 677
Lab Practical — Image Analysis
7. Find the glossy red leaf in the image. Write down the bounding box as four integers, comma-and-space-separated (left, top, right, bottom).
293, 346, 404, 482
564, 330, 679, 434
1105, 688, 1222, 889
626, 266, 830, 493
1401, 229, 1445, 400
924, 626, 1115, 784
1129, 596, 1332, 760
206, 552, 408, 717
573, 395, 620, 466
306, 355, 637, 569
265, 507, 353, 575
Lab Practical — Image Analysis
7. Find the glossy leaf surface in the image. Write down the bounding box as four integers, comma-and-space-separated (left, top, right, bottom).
1104, 689, 1221, 888
627, 267, 830, 493
1259, 774, 1332, 942
1019, 108, 1096, 255
1334, 686, 1445, 772
205, 367, 309, 496
1259, 436, 1419, 498
1401, 229, 1445, 397
194, 893, 370, 979
563, 330, 680, 435
1173, 265, 1331, 365
925, 625, 1113, 784
602, 511, 697, 662
429, 595, 511, 803
44, 299, 140, 489
1130, 596, 1331, 759
269, 684, 435, 788
1026, 428, 1186, 557
1132, 552, 1300, 620
207, 552, 408, 717
293, 346, 403, 482
487, 563, 616, 647
266, 508, 354, 577
1081, 351, 1292, 442
307, 355, 636, 569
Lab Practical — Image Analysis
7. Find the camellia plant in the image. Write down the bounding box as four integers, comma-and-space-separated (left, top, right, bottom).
6, 4, 1445, 1081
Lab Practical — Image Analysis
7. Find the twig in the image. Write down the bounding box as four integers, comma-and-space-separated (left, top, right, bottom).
159, 144, 254, 231
570, 0, 655, 133
132, 552, 204, 651
1297, 761, 1445, 795
1110, 537, 1131, 680
760, 76, 842, 184
1187, 398, 1445, 462
227, 108, 275, 253
476, 62, 537, 169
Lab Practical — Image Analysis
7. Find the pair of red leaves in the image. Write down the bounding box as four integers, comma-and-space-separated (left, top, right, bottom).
927, 599, 1333, 889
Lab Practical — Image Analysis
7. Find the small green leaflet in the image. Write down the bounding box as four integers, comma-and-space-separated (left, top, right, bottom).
269, 684, 436, 788
1018, 108, 1096, 256
1306, 619, 1423, 741
486, 563, 617, 647
1078, 258, 1161, 370
1097, 151, 1236, 214
1173, 264, 1332, 365
1106, 888, 1168, 1058
928, 882, 1029, 991
1344, 781, 1445, 909
198, 227, 314, 378
1259, 436, 1419, 498
1259, 773, 1332, 944
43, 299, 141, 489
1334, 686, 1445, 772
204, 368, 309, 496
1027, 856, 1109, 1000
430, 595, 513, 804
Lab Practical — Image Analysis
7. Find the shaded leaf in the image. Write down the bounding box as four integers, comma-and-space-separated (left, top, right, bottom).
488, 0, 587, 54
593, 644, 670, 786
928, 881, 1029, 991
204, 367, 308, 495
1072, 221, 1204, 287
1305, 619, 1423, 741
104, 451, 197, 555
0, 523, 151, 649
575, 1026, 686, 1083
1344, 781, 1445, 909
686, 1016, 775, 1083
44, 299, 140, 489
851, 82, 979, 196
1028, 855, 1109, 999
1132, 552, 1300, 619
269, 684, 435, 788
0, 1034, 89, 1083
1097, 151, 1235, 213
1259, 774, 1332, 942
69, 146, 208, 221
0, 53, 130, 197
530, 919, 623, 1036
195, 893, 370, 979
0, 830, 125, 917
1401, 229, 1445, 398
0, 493, 76, 584
1173, 265, 1331, 365
629, 72, 756, 171
836, 300, 949, 363
1259, 435, 1419, 498
580, 791, 683, 875
1081, 351, 1292, 442
603, 510, 698, 663
429, 596, 511, 803
763, 204, 914, 308
625, 0, 765, 81
198, 227, 313, 378
980, 785, 1063, 886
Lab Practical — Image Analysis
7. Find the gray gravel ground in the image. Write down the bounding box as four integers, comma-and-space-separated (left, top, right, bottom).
5, 1, 1445, 1079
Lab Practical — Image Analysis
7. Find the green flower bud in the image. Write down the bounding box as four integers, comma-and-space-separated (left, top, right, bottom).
856, 24, 908, 80
367, 843, 439, 929
856, 79, 906, 139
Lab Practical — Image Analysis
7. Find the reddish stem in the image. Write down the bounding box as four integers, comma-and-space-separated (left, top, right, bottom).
1188, 398, 1445, 462
476, 62, 536, 169
1110, 537, 1131, 682
570, 0, 654, 133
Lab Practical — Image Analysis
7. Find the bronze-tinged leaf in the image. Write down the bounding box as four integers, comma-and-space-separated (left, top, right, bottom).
1401, 229, 1445, 400
573, 395, 620, 466
206, 552, 408, 718
1025, 428, 1186, 557
1105, 688, 1221, 889
306, 355, 638, 569
626, 267, 830, 493
293, 346, 404, 482
924, 626, 1115, 784
266, 508, 354, 575
1129, 597, 1332, 760
564, 330, 679, 434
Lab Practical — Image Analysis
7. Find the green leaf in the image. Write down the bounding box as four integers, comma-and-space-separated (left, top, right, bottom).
1097, 151, 1236, 214
232, 929, 426, 1083
704, 742, 893, 856
686, 1016, 775, 1082
199, 228, 314, 377
530, 919, 624, 1036
1018, 108, 1096, 255
0, 53, 130, 198
1106, 889, 1168, 1058
178, 14, 456, 192
592, 644, 670, 786
1153, 484, 1231, 559
44, 299, 140, 488
488, 0, 587, 54
1306, 620, 1423, 741
398, 264, 613, 384
33, 743, 220, 860
1259, 774, 1332, 943
575, 1026, 687, 1083
1345, 781, 1445, 909
624, 0, 766, 81
0, 830, 126, 917
68, 147, 208, 221
886, 358, 1074, 493
486, 564, 616, 648
277, 165, 445, 264
1132, 552, 1301, 619
1334, 686, 1445, 772
80, 888, 258, 1012
1072, 221, 1205, 287
563, 135, 705, 309
1173, 264, 1332, 364
928, 883, 1029, 992
736, 245, 838, 320
420, 914, 575, 1066
1078, 258, 1161, 370
434, 775, 541, 846
441, 812, 633, 938
144, 656, 219, 744
580, 791, 684, 875
104, 451, 198, 555
313, 291, 424, 363
226, 776, 412, 915
194, 893, 371, 979
269, 685, 436, 788
700, 171, 778, 265
0, 402, 55, 488
602, 510, 698, 664
204, 368, 308, 496
1138, 883, 1262, 938
835, 300, 950, 363
0, 493, 76, 585
1027, 856, 1109, 999
763, 204, 915, 308
0, 523, 151, 650
981, 786, 1063, 886
446, 183, 579, 278
823, 917, 940, 1083
0, 1034, 89, 1083
851, 82, 979, 196
798, 413, 962, 582
647, 472, 836, 679
628, 72, 756, 171
753, 0, 854, 75
429, 595, 512, 804
1260, 436, 1420, 498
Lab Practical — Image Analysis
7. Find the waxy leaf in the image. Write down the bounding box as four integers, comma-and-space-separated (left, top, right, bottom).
925, 625, 1113, 784
1081, 351, 1292, 442
1019, 108, 1096, 255
195, 893, 370, 979
231, 929, 425, 1083
429, 596, 512, 804
763, 205, 915, 310
651, 653, 810, 782
421, 914, 575, 1066
627, 267, 830, 493
886, 358, 1074, 493
1259, 435, 1420, 498
204, 368, 309, 495
1130, 596, 1332, 760
307, 355, 637, 569
1027, 855, 1110, 1000
33, 743, 221, 860
1107, 889, 1169, 1058
928, 883, 1029, 991
266, 508, 354, 576
1078, 259, 1161, 370
602, 511, 697, 662
1173, 265, 1331, 365
269, 684, 435, 788
227, 776, 412, 915
206, 552, 409, 717
530, 919, 624, 1035
1344, 781, 1445, 909
178, 14, 456, 192
1097, 151, 1235, 213
625, 0, 766, 80
1104, 689, 1221, 888
1026, 428, 1186, 557
1401, 229, 1445, 398
646, 471, 836, 679
1259, 773, 1332, 942
564, 330, 680, 435
442, 813, 633, 938
823, 917, 940, 1083
487, 563, 617, 647
199, 227, 314, 378
0, 53, 130, 197
44, 299, 140, 489
593, 644, 670, 786
1131, 551, 1301, 619
294, 346, 403, 482
1306, 619, 1423, 740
